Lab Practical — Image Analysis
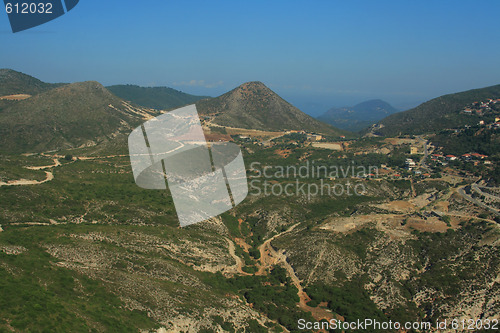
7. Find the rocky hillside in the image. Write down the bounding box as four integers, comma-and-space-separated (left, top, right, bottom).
0, 81, 157, 153
0, 68, 64, 97
197, 81, 346, 136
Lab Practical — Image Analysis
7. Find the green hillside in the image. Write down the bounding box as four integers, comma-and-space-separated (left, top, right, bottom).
106, 84, 209, 110
0, 81, 154, 153
0, 69, 65, 97
368, 84, 500, 136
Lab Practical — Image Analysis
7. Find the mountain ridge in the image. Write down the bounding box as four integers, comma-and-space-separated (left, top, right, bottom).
317, 99, 398, 132
0, 80, 155, 153
106, 84, 209, 110
196, 81, 347, 136
367, 84, 500, 136
0, 71, 348, 154
0, 68, 65, 97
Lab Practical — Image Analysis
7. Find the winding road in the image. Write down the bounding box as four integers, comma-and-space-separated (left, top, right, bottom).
225, 237, 250, 275
458, 185, 500, 216
0, 158, 60, 187
0, 154, 126, 187
254, 223, 335, 321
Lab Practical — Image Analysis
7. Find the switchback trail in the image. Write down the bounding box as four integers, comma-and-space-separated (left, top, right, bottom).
0, 154, 127, 187
256, 223, 335, 321
0, 157, 62, 187
0, 171, 53, 187
225, 237, 250, 275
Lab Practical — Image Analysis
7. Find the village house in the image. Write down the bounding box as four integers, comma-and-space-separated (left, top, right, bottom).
405, 158, 416, 169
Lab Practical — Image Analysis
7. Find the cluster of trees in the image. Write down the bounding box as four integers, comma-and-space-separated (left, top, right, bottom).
206, 267, 314, 332
407, 224, 491, 299
0, 229, 155, 332
433, 127, 498, 156
274, 133, 308, 144
305, 278, 387, 324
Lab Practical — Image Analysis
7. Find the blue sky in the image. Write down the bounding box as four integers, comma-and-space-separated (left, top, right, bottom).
1, 0, 500, 114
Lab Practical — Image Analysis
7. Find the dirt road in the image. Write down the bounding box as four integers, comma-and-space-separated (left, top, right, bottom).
256, 223, 299, 275
255, 223, 335, 321
0, 171, 53, 187
225, 238, 250, 275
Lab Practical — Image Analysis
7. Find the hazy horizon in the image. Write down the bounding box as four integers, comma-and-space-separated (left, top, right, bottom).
2, 0, 500, 115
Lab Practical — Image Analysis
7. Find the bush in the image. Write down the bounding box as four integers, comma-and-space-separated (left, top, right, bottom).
249, 248, 261, 259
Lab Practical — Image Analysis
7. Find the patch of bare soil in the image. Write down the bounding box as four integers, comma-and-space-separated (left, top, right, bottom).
384, 138, 417, 145
409, 193, 434, 208
0, 171, 53, 186
320, 215, 376, 233
234, 238, 251, 253
375, 200, 416, 213
434, 200, 449, 212
321, 212, 452, 238
311, 142, 342, 151
0, 94, 31, 100
405, 217, 449, 233
214, 126, 284, 139
274, 149, 291, 158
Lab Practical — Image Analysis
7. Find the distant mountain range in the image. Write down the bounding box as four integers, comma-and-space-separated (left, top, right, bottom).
3, 69, 499, 153
366, 84, 500, 136
317, 99, 398, 132
196, 81, 345, 136
0, 70, 346, 153
106, 84, 208, 110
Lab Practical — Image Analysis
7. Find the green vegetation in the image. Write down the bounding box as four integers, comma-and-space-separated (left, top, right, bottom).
334, 228, 379, 259
272, 132, 308, 144
371, 84, 500, 136
404, 221, 499, 323
0, 227, 157, 332
414, 181, 448, 196
0, 155, 49, 182
0, 82, 152, 154
441, 215, 451, 227
1, 67, 499, 333
0, 68, 64, 97
306, 277, 387, 327
221, 213, 240, 237
0, 141, 497, 332
432, 127, 499, 157
347, 136, 385, 148
204, 267, 315, 332
0, 156, 178, 226
106, 84, 208, 110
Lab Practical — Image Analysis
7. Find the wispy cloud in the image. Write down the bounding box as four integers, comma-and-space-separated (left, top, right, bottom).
172, 80, 224, 88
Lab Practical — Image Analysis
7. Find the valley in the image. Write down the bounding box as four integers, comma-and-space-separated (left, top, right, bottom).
0, 70, 498, 332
